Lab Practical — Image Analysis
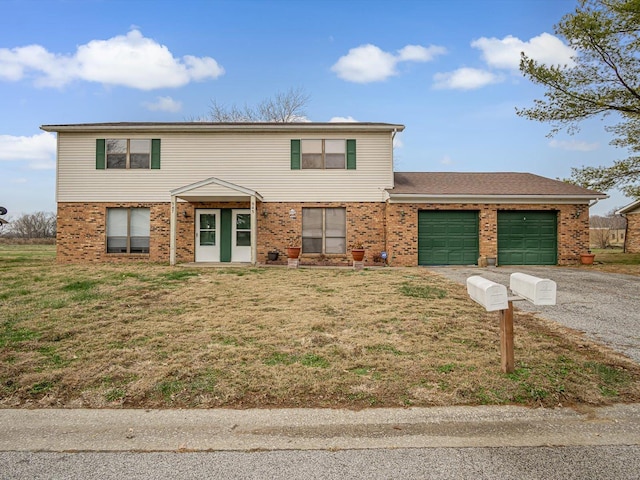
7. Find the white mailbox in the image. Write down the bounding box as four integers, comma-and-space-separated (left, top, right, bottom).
466, 276, 509, 312
509, 273, 556, 305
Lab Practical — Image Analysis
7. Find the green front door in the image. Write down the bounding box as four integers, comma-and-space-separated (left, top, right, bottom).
418, 211, 479, 265
497, 211, 557, 265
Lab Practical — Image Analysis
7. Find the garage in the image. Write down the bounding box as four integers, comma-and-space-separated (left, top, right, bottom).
418, 210, 479, 265
497, 211, 557, 265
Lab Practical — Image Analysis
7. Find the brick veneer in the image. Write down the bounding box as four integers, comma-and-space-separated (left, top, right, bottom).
56, 202, 171, 263
256, 202, 386, 266
625, 213, 640, 253
57, 201, 590, 265
385, 203, 590, 266
56, 201, 387, 265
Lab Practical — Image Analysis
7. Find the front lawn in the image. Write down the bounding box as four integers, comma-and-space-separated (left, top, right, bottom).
1, 244, 639, 408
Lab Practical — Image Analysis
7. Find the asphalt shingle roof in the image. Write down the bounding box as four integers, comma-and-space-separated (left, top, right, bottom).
389, 172, 605, 197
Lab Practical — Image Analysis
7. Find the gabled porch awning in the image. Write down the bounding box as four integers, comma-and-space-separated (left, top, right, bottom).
169, 177, 263, 266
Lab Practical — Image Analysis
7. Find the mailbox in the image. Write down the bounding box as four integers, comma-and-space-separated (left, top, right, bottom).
509, 273, 556, 305
466, 276, 509, 312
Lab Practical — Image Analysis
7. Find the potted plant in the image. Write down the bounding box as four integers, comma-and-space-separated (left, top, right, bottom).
267, 250, 279, 261
580, 250, 596, 265
350, 242, 365, 262
286, 235, 301, 259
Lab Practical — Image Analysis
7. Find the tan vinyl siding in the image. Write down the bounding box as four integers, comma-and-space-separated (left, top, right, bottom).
56, 132, 394, 203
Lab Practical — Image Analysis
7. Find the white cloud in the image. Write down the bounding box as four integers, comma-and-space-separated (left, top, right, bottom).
329, 116, 358, 123
289, 116, 311, 123
397, 44, 447, 62
433, 68, 502, 90
440, 155, 453, 165
331, 43, 446, 83
471, 33, 575, 71
143, 96, 183, 112
393, 134, 403, 149
0, 29, 224, 90
549, 139, 598, 152
0, 132, 56, 169
331, 44, 397, 83
10, 178, 28, 184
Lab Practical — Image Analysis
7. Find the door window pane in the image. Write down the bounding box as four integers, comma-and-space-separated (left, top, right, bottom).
200, 231, 216, 246
200, 214, 216, 230
236, 214, 251, 229
236, 231, 251, 246
199, 213, 216, 246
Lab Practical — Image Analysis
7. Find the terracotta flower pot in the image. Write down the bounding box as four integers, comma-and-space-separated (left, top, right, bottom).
351, 249, 365, 262
580, 253, 595, 265
287, 247, 301, 259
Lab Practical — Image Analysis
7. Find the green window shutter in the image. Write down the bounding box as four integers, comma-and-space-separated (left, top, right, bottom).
291, 139, 301, 170
151, 139, 161, 169
220, 209, 232, 263
346, 139, 356, 170
96, 139, 106, 169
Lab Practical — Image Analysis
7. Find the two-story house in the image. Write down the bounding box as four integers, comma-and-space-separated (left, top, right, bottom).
40, 122, 606, 266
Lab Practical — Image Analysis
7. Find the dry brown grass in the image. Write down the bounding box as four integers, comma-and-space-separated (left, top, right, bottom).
2, 244, 639, 409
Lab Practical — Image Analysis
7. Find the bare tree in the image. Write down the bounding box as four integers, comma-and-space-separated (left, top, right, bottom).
590, 208, 627, 248
3, 211, 56, 238
208, 87, 310, 123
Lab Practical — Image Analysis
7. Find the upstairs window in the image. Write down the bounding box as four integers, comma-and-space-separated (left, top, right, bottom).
302, 139, 345, 169
291, 139, 356, 170
96, 139, 161, 169
106, 208, 150, 254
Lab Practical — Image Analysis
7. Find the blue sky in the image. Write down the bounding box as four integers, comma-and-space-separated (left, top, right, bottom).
0, 0, 633, 217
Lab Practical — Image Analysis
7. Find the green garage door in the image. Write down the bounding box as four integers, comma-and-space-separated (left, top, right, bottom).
498, 211, 557, 265
418, 211, 479, 265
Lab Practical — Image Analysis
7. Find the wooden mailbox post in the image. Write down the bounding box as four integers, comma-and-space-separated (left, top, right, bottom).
467, 274, 557, 374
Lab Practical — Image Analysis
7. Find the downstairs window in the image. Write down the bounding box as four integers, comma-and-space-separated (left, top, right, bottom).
302, 208, 346, 254
106, 208, 150, 254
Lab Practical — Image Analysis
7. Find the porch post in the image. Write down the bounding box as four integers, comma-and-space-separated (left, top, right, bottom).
170, 195, 177, 266
251, 195, 257, 265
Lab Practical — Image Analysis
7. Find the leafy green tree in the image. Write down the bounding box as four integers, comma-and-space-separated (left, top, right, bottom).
517, 0, 640, 197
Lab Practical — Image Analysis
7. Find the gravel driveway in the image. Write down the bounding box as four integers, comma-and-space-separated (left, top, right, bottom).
429, 266, 640, 364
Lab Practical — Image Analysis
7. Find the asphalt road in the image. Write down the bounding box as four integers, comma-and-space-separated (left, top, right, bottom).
2, 446, 639, 480
1, 405, 640, 479
430, 265, 640, 363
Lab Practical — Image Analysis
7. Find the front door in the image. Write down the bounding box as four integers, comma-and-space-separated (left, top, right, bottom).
232, 209, 252, 262
195, 209, 220, 262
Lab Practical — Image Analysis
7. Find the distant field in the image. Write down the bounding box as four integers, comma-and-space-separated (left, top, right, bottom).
587, 248, 640, 275
2, 244, 639, 409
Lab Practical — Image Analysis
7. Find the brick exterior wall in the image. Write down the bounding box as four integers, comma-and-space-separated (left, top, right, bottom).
57, 201, 590, 265
625, 213, 640, 253
385, 203, 590, 266
56, 202, 171, 263
256, 202, 386, 266
56, 201, 387, 265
